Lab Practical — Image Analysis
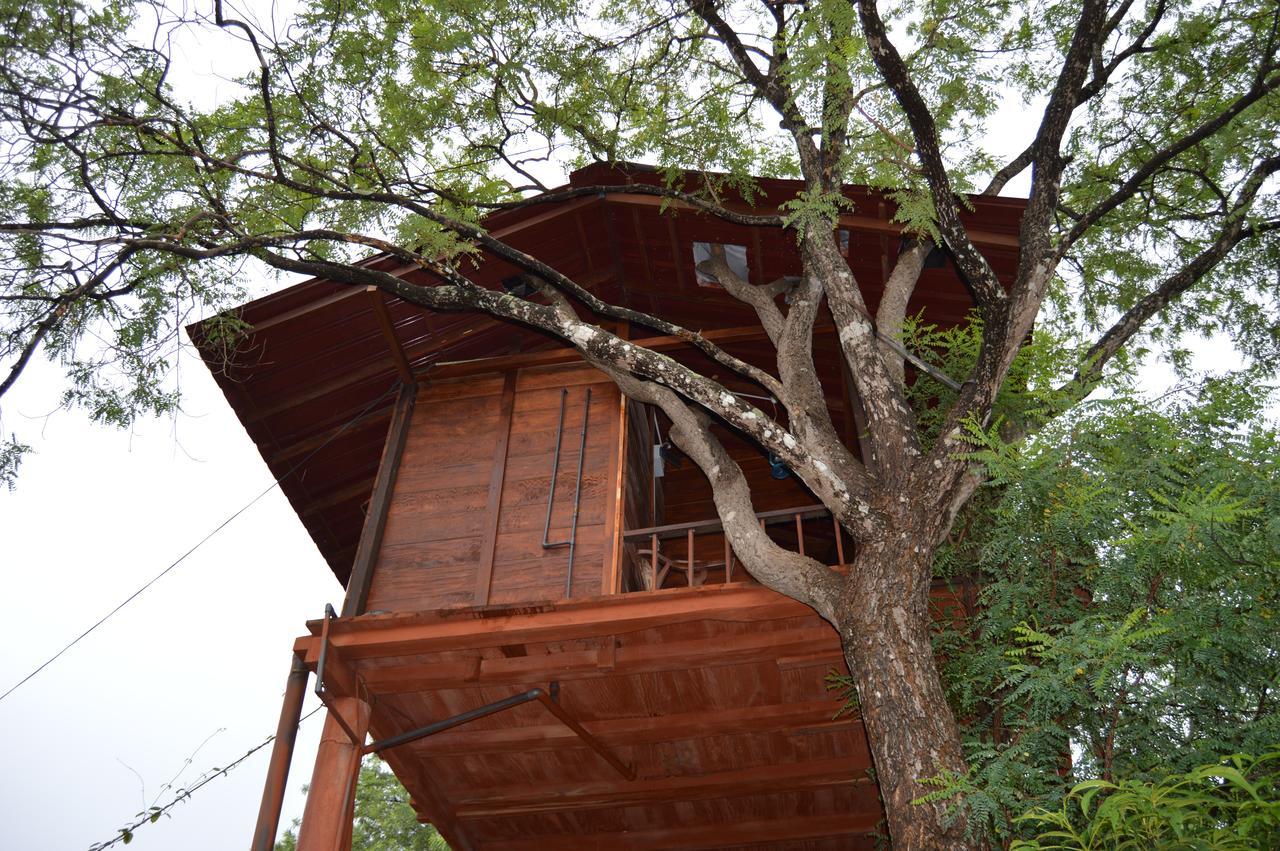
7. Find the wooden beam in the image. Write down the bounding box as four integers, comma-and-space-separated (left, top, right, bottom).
246, 285, 367, 334
342, 383, 417, 616
366, 287, 415, 383
244, 313, 501, 425
483, 812, 880, 851
295, 583, 815, 661
376, 736, 477, 851
375, 196, 602, 280
358, 624, 840, 692
408, 699, 859, 756
267, 405, 393, 466
429, 323, 834, 380
473, 372, 517, 605
456, 756, 869, 819
602, 385, 628, 596
607, 191, 1020, 249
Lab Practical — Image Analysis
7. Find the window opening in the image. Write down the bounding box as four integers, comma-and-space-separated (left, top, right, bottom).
691, 242, 749, 286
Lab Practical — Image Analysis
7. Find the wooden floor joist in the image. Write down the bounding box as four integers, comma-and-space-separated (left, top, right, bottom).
290, 584, 879, 849
454, 757, 871, 818
295, 583, 816, 662
359, 625, 841, 692
483, 812, 881, 851
405, 699, 861, 756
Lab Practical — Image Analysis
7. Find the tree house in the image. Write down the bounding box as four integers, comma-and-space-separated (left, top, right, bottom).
191, 164, 1025, 850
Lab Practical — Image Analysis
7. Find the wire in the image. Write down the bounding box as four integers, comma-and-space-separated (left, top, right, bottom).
0, 381, 401, 705
88, 705, 325, 851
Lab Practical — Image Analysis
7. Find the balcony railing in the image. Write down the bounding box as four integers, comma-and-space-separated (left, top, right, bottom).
621, 504, 849, 592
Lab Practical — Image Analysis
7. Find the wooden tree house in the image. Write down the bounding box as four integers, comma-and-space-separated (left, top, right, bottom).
190, 164, 1025, 850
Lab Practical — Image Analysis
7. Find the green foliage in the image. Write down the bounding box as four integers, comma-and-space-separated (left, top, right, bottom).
0, 432, 29, 490
1012, 752, 1280, 850
275, 756, 449, 851
929, 373, 1280, 843
0, 0, 1276, 479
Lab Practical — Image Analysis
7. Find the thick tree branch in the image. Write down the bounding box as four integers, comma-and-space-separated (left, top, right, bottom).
592, 365, 844, 620
1058, 154, 1280, 401
0, 247, 136, 400
983, 0, 1167, 196
853, 0, 1004, 309
213, 241, 887, 540
874, 241, 929, 386
1055, 71, 1280, 260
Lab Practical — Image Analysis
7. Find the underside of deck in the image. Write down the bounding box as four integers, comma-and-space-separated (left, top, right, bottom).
294, 583, 884, 850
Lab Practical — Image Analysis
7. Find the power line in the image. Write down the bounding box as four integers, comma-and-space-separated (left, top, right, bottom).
88, 705, 325, 851
0, 381, 401, 705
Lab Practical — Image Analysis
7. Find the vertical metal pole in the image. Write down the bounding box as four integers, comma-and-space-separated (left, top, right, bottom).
541, 389, 568, 545
252, 653, 310, 851
686, 528, 695, 586
650, 533, 659, 591
563, 388, 591, 598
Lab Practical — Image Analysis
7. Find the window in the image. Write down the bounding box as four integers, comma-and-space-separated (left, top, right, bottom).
691, 242, 749, 287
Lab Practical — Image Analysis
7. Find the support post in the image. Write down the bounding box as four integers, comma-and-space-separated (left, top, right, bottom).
296, 697, 371, 851
343, 383, 417, 617
251, 653, 310, 851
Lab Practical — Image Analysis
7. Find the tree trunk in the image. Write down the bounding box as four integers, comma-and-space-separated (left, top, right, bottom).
835, 533, 974, 850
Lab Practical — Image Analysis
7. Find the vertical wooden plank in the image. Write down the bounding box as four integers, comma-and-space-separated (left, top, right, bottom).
750, 228, 765, 283
342, 383, 418, 617
665, 217, 688, 291
631, 208, 656, 291
574, 211, 596, 276
366, 288, 415, 384
603, 385, 628, 596
877, 201, 892, 286
687, 528, 695, 585
795, 514, 805, 557
473, 371, 518, 606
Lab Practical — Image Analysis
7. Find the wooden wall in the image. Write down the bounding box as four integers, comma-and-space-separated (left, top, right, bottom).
365, 364, 623, 613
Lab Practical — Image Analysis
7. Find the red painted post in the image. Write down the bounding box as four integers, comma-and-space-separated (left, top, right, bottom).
296, 697, 371, 851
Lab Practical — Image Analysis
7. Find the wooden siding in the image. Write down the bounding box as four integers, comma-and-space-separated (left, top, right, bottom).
365, 364, 622, 613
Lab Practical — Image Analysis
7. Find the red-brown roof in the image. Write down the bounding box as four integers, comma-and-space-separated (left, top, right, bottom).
190, 164, 1026, 584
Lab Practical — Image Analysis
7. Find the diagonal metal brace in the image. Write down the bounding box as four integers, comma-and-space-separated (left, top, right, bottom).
366, 681, 635, 781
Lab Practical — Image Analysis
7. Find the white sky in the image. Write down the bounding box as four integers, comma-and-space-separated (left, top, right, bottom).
0, 5, 1263, 850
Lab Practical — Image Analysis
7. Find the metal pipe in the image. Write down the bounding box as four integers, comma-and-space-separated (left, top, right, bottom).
541, 388, 591, 599
540, 389, 568, 547
314, 603, 362, 746
365, 681, 634, 781
366, 688, 545, 754
251, 653, 310, 851
564, 388, 591, 597
314, 603, 336, 700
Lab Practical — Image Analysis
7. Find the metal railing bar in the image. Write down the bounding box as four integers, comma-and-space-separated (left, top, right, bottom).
623, 504, 830, 541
